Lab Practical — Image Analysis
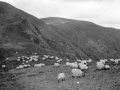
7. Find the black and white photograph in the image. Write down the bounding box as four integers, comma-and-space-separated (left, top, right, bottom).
0, 0, 120, 90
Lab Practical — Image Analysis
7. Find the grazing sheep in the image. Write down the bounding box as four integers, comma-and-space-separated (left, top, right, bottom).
71, 69, 84, 78
58, 73, 65, 82
109, 59, 115, 62
2, 65, 6, 68
77, 59, 81, 62
100, 59, 106, 64
78, 63, 88, 70
104, 65, 110, 70
81, 60, 87, 65
66, 59, 69, 61
42, 57, 46, 60
114, 59, 119, 65
96, 62, 105, 70
70, 63, 78, 68
54, 63, 60, 67
66, 62, 71, 66
104, 59, 108, 62
55, 57, 59, 60
74, 61, 77, 64
50, 56, 54, 59
16, 65, 24, 69
17, 57, 21, 61
57, 59, 62, 63
34, 63, 45, 67
87, 59, 92, 63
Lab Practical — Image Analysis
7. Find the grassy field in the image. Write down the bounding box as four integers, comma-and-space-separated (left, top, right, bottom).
1, 62, 120, 90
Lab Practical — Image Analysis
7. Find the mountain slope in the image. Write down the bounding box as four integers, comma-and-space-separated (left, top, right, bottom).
1, 1, 120, 64
41, 17, 120, 59
0, 2, 75, 62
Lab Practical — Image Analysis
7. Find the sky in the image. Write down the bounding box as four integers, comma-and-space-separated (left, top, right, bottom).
1, 0, 120, 29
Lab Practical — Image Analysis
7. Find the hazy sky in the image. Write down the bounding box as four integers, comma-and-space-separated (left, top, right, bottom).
1, 0, 120, 29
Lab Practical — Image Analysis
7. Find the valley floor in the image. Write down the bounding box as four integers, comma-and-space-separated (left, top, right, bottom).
1, 63, 120, 90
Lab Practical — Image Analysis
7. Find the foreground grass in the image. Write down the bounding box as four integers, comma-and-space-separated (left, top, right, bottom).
1, 63, 120, 90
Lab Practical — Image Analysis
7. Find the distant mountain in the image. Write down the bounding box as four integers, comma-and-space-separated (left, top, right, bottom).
1, 1, 120, 63
41, 17, 120, 59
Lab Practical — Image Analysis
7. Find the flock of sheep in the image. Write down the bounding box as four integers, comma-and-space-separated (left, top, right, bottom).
1, 53, 120, 83
57, 58, 120, 82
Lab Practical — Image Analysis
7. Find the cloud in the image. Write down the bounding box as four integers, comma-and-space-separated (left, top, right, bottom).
1, 0, 120, 29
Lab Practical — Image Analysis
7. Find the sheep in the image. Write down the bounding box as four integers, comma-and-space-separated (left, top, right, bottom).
50, 56, 54, 59
87, 59, 92, 63
78, 63, 88, 70
2, 65, 6, 68
34, 63, 45, 67
96, 62, 105, 70
17, 57, 21, 61
81, 60, 87, 65
57, 59, 62, 63
70, 63, 78, 68
66, 59, 69, 61
42, 57, 46, 60
54, 63, 60, 67
16, 65, 24, 69
23, 64, 30, 68
66, 62, 71, 66
104, 59, 108, 62
71, 69, 84, 78
109, 59, 115, 62
55, 57, 59, 60
100, 59, 106, 64
114, 59, 119, 65
75, 61, 78, 64
77, 59, 81, 62
34, 53, 37, 55
58, 73, 65, 82
44, 55, 49, 58
104, 65, 110, 70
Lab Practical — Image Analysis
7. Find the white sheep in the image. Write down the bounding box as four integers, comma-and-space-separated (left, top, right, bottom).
77, 59, 81, 62
87, 59, 92, 63
66, 59, 69, 61
54, 63, 60, 67
50, 56, 54, 59
71, 69, 84, 78
55, 57, 59, 60
70, 63, 78, 68
57, 59, 62, 63
66, 62, 71, 66
74, 61, 77, 64
104, 65, 110, 70
42, 57, 46, 60
96, 62, 105, 70
109, 59, 115, 62
2, 65, 6, 68
58, 73, 65, 82
104, 59, 108, 62
16, 65, 24, 69
81, 60, 87, 65
114, 59, 119, 65
34, 63, 45, 67
17, 57, 21, 61
78, 63, 88, 70
100, 59, 106, 64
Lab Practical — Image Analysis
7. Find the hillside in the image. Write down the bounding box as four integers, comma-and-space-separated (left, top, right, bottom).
0, 1, 120, 67
41, 17, 120, 59
0, 2, 75, 63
